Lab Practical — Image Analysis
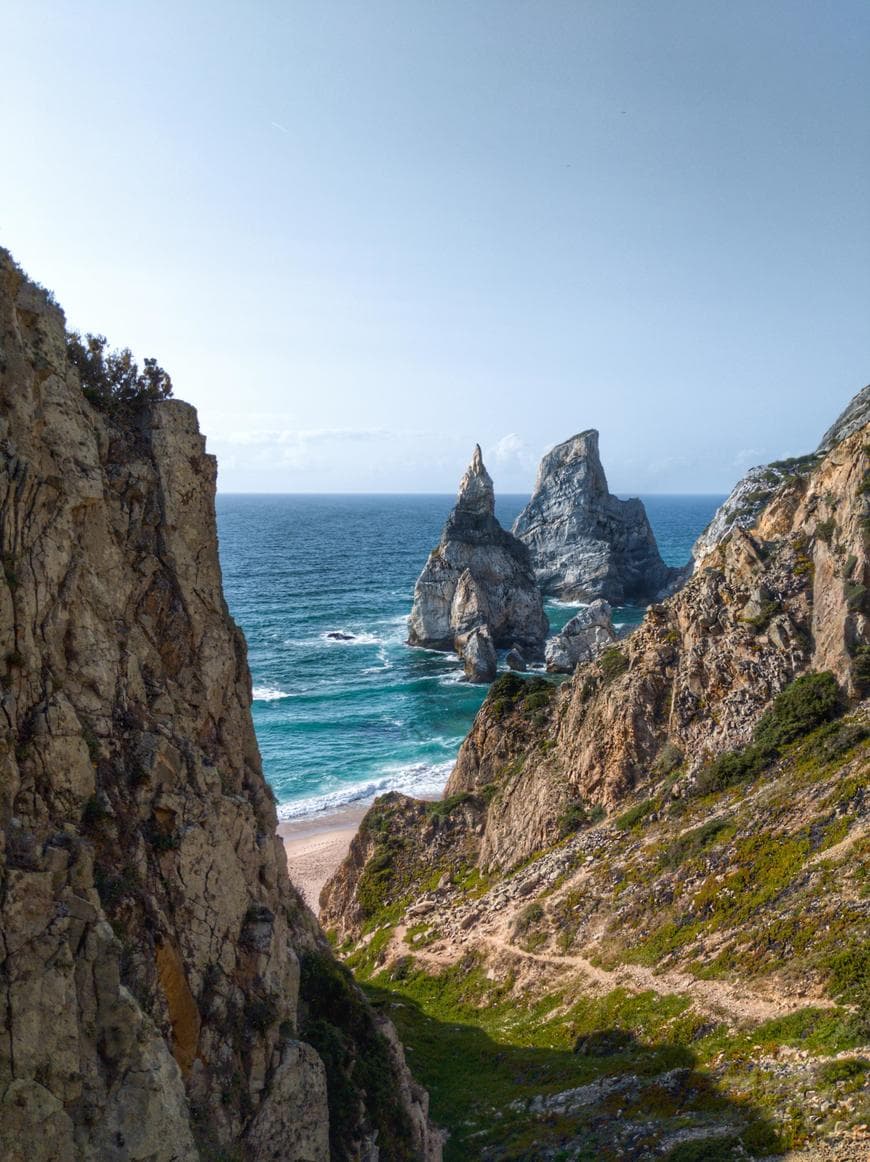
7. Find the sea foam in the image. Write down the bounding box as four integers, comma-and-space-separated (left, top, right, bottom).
275, 758, 454, 821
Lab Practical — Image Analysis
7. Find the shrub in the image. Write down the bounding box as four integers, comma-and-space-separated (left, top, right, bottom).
244, 995, 279, 1034
615, 798, 655, 830
753, 672, 840, 753
652, 742, 683, 779
67, 331, 173, 414
818, 1057, 869, 1086
851, 645, 870, 695
660, 818, 731, 869
598, 647, 629, 683
695, 672, 841, 796
513, 903, 544, 935
815, 517, 836, 544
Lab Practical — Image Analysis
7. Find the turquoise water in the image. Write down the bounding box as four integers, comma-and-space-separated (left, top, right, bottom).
215, 494, 723, 819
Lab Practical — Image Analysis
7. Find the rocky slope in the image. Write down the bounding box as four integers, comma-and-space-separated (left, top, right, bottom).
512, 429, 678, 604
323, 393, 869, 1159
407, 446, 547, 680
692, 384, 870, 562
0, 249, 440, 1161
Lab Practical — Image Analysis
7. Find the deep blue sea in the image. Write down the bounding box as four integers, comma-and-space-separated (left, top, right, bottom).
215, 494, 724, 820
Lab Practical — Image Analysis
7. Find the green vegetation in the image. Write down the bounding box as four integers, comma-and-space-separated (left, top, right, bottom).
814, 516, 836, 544
298, 950, 417, 1160
487, 672, 558, 721
694, 671, 840, 795
360, 962, 790, 1161
614, 797, 656, 830
659, 817, 734, 870
741, 596, 781, 631
598, 646, 629, 683
67, 331, 173, 415
851, 644, 870, 694
558, 799, 605, 837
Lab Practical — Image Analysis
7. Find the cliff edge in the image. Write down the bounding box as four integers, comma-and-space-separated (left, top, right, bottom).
0, 249, 440, 1161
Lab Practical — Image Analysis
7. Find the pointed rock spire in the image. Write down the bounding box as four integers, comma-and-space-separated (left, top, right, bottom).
407, 445, 548, 673
456, 444, 495, 516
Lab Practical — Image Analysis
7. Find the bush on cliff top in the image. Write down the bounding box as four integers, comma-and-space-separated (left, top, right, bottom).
67, 331, 173, 414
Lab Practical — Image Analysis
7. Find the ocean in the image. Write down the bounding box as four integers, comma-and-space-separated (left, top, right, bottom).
215, 494, 724, 820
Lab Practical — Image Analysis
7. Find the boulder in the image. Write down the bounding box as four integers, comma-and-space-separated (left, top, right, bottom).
545, 599, 618, 672
505, 646, 528, 672
461, 626, 498, 683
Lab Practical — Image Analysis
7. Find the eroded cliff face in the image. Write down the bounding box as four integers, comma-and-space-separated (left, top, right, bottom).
513, 429, 677, 604
326, 403, 868, 911
0, 251, 440, 1161
447, 420, 868, 870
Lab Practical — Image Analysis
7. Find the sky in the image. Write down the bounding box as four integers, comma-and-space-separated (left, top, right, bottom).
2, 1, 868, 494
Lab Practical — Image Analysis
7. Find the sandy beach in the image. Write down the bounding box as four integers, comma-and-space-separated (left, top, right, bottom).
279, 804, 368, 912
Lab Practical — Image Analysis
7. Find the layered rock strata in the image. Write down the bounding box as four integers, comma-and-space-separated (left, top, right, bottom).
0, 249, 440, 1161
513, 429, 678, 604
407, 446, 547, 677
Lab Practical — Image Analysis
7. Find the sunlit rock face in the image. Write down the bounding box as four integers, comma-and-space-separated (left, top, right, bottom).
514, 429, 677, 604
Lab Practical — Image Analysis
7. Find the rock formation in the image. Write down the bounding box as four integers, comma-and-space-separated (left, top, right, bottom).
694, 382, 870, 562
407, 445, 547, 677
323, 389, 869, 1159
513, 429, 678, 604
0, 249, 440, 1161
330, 389, 868, 878
544, 599, 617, 673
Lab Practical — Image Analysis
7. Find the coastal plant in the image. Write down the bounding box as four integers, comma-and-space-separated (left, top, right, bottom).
694, 672, 840, 795
67, 331, 173, 414
598, 646, 629, 683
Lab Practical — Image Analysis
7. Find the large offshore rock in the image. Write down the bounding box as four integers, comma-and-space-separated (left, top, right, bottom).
513, 430, 677, 604
408, 446, 547, 664
545, 599, 618, 673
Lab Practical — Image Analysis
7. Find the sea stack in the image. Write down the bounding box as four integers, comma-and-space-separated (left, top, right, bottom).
513, 429, 676, 604
408, 445, 547, 679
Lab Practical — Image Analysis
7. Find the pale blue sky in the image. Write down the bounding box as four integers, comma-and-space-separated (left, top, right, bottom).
3, 1, 868, 492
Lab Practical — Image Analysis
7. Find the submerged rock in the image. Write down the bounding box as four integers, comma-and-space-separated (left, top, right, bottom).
513, 429, 677, 604
408, 445, 547, 674
545, 599, 618, 673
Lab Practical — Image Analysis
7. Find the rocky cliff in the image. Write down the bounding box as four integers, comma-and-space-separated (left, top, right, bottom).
692, 383, 870, 562
407, 446, 547, 679
323, 393, 869, 1159
0, 249, 440, 1161
512, 429, 677, 604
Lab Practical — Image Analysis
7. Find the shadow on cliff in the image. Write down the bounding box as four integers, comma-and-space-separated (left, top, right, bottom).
364, 984, 780, 1162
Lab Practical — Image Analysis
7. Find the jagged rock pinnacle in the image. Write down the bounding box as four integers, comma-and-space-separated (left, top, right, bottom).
514, 429, 676, 604
408, 447, 547, 672
456, 443, 495, 516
